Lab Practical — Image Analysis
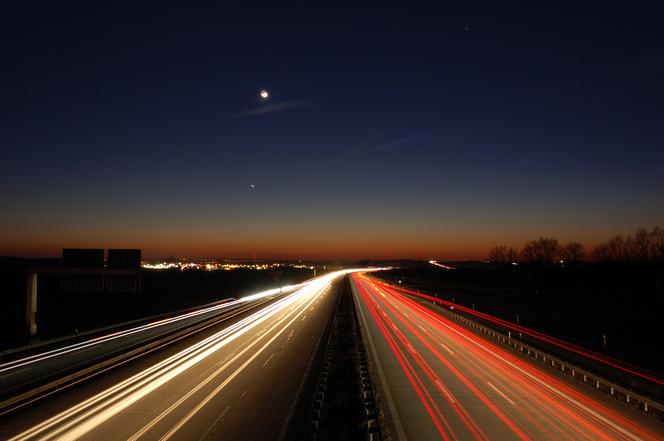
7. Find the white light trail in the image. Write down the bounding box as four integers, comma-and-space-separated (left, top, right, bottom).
9, 271, 353, 441
0, 282, 308, 375
429, 260, 456, 270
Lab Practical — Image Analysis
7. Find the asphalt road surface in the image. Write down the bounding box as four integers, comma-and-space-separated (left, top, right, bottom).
0, 271, 347, 441
351, 273, 664, 441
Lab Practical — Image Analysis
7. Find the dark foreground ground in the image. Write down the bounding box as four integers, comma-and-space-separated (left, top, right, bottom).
0, 257, 312, 350
375, 262, 664, 375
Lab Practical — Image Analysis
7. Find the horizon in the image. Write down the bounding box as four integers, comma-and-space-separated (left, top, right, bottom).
1, 224, 657, 261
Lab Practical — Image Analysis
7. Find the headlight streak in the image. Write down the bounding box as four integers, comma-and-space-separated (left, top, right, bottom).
12, 295, 298, 441
125, 284, 328, 441
156, 281, 332, 441
353, 273, 662, 441
128, 279, 333, 441
9, 273, 345, 441
0, 283, 307, 375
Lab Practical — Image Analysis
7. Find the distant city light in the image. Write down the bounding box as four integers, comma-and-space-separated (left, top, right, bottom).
141, 259, 314, 272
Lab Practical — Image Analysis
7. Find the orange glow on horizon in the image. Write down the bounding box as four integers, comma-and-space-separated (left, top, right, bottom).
0, 236, 605, 261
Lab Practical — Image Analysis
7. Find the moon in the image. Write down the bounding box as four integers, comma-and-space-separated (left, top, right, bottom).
260, 89, 269, 99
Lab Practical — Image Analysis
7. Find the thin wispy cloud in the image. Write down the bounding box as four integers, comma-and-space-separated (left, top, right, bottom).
327, 133, 426, 167
327, 144, 365, 167
372, 133, 426, 151
228, 100, 313, 118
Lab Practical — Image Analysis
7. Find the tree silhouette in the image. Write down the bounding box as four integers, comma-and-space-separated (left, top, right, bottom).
521, 238, 559, 263
485, 226, 663, 264
634, 228, 650, 261
507, 247, 518, 263
561, 241, 585, 263
591, 226, 664, 262
651, 227, 664, 260
488, 246, 508, 263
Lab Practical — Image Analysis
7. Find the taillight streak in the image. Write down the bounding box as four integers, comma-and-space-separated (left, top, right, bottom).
366, 276, 661, 441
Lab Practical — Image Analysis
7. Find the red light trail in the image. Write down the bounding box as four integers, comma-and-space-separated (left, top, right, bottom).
351, 273, 662, 440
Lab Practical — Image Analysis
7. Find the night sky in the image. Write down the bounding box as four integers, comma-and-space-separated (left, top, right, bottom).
2, 2, 663, 259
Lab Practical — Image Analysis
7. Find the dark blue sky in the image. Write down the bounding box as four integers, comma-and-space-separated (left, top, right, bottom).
2, 1, 663, 259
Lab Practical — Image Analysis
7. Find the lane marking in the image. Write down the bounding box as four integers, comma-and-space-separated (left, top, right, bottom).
262, 354, 275, 368
487, 381, 516, 405
434, 379, 456, 404
439, 342, 454, 355
196, 405, 230, 441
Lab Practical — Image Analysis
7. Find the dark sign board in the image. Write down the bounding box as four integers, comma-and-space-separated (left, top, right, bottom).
106, 249, 142, 292
61, 249, 104, 291
106, 274, 141, 293
60, 248, 141, 292
107, 249, 141, 269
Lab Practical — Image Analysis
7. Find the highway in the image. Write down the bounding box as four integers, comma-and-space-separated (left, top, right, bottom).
351, 273, 664, 441
0, 271, 350, 440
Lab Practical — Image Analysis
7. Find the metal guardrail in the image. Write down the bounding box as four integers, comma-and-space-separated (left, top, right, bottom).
352, 293, 385, 441
0, 296, 273, 417
304, 298, 339, 441
418, 296, 664, 421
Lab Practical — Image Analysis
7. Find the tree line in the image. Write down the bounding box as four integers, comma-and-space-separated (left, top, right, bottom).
488, 226, 664, 263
